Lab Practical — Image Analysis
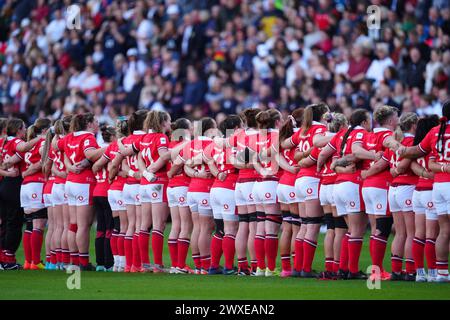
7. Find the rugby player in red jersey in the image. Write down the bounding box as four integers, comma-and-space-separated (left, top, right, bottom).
281, 103, 329, 278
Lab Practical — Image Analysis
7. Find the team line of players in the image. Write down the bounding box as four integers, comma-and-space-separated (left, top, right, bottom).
0, 101, 449, 282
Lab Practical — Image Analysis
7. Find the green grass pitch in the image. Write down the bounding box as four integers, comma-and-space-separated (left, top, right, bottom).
0, 225, 449, 300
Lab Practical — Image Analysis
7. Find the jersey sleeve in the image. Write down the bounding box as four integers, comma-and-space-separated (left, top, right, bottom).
418, 130, 435, 155
313, 126, 327, 137
83, 135, 99, 153
289, 130, 300, 146
308, 147, 320, 163
177, 142, 191, 163
57, 136, 65, 152
380, 131, 394, 146
382, 149, 391, 164
156, 134, 169, 151
103, 143, 113, 160
352, 130, 366, 145
327, 133, 339, 151
13, 139, 25, 159
202, 142, 215, 163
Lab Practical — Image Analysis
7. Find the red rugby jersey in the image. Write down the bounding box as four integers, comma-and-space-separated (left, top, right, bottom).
361, 128, 394, 189
384, 134, 418, 186
227, 128, 258, 181
62, 131, 99, 184
178, 136, 214, 193
330, 126, 368, 184
52, 138, 67, 184
23, 138, 45, 184
2, 136, 26, 174
204, 142, 238, 190
122, 131, 146, 184
167, 140, 190, 188
137, 131, 169, 185
290, 122, 327, 179
279, 128, 300, 186
419, 124, 450, 183
103, 140, 126, 191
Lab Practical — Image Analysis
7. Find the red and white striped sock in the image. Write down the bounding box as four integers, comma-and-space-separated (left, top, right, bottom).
265, 234, 278, 271
412, 237, 425, 270
168, 238, 178, 268
254, 235, 266, 269
110, 232, 119, 257
50, 250, 57, 264
124, 236, 133, 268
339, 233, 350, 271
132, 233, 141, 268
425, 238, 436, 270
177, 238, 190, 269
294, 238, 303, 272
152, 229, 164, 266
31, 228, 44, 264
391, 255, 403, 273
70, 251, 79, 266
436, 260, 449, 276
201, 255, 211, 271
372, 235, 388, 271
23, 230, 32, 264
348, 237, 363, 274
222, 234, 236, 270
238, 257, 249, 271
325, 257, 334, 273
139, 230, 150, 265
302, 238, 317, 273
210, 233, 223, 269
79, 252, 89, 267
192, 252, 201, 270
405, 258, 415, 274
281, 254, 291, 272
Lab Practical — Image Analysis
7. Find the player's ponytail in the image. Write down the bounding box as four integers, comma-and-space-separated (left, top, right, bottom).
200, 117, 216, 136
255, 109, 281, 129
6, 118, 25, 137
42, 124, 56, 174
240, 108, 260, 129
219, 114, 243, 136
340, 109, 368, 157
116, 117, 129, 138
33, 118, 52, 136
325, 112, 348, 133
373, 105, 399, 126
437, 100, 450, 155
301, 102, 329, 135
143, 110, 170, 133
0, 117, 8, 136
62, 115, 72, 134
170, 118, 191, 142
27, 125, 36, 141
280, 107, 304, 141
127, 109, 148, 135
69, 113, 94, 132
413, 115, 439, 146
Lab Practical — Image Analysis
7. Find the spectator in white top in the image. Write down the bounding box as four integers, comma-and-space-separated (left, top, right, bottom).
31, 55, 47, 80
80, 65, 102, 94
425, 49, 443, 94
252, 44, 273, 80
131, 10, 153, 55
45, 9, 66, 43
366, 42, 394, 87
123, 48, 147, 92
